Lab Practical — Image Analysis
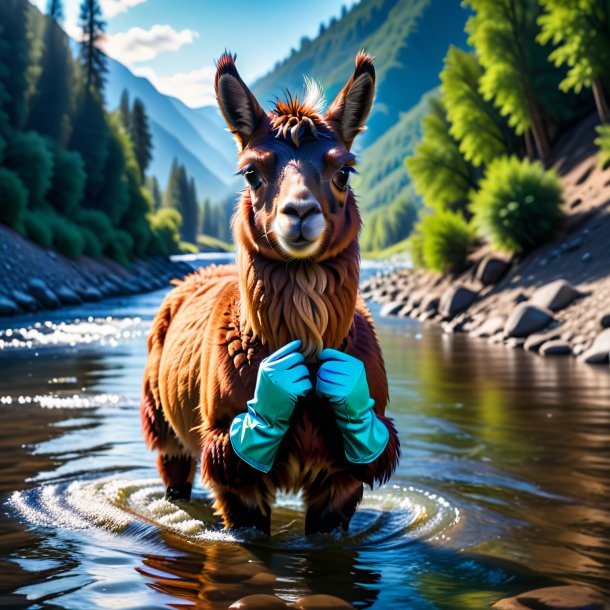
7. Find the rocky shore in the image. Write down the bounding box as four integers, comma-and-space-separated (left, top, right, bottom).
0, 224, 192, 318
362, 128, 610, 369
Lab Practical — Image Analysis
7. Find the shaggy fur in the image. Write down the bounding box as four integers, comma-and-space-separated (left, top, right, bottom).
141, 51, 400, 534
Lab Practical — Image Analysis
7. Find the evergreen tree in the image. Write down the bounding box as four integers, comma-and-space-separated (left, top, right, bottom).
163, 159, 180, 209
47, 0, 64, 22
465, 0, 565, 164
119, 89, 130, 130
129, 98, 153, 179
145, 175, 162, 210
184, 177, 198, 243
441, 46, 520, 167
79, 0, 106, 95
201, 197, 212, 235
538, 0, 610, 123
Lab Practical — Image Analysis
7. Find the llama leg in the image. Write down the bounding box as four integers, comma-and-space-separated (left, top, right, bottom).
211, 483, 273, 534
158, 453, 196, 500
304, 474, 363, 535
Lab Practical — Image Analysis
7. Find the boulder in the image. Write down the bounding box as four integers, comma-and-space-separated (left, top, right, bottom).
294, 594, 355, 609
439, 285, 478, 318
540, 339, 573, 356
524, 330, 561, 352
473, 315, 506, 338
55, 286, 83, 305
27, 278, 60, 309
228, 594, 290, 609
504, 303, 555, 338
579, 328, 610, 364
476, 255, 510, 286
77, 286, 103, 302
11, 289, 39, 311
530, 279, 583, 312
600, 313, 610, 328
380, 301, 404, 317
492, 585, 608, 610
0, 295, 20, 316
420, 294, 440, 314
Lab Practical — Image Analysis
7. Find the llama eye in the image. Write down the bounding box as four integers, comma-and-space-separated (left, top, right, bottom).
242, 165, 263, 190
332, 166, 355, 191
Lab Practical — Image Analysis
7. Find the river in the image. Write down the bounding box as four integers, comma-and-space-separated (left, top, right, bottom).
0, 256, 608, 609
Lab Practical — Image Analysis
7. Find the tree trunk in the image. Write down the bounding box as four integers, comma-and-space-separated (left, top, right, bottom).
529, 99, 550, 166
524, 129, 534, 160
592, 78, 610, 124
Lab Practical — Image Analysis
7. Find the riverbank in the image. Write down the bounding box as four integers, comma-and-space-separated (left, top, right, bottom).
362, 114, 610, 367
0, 224, 193, 317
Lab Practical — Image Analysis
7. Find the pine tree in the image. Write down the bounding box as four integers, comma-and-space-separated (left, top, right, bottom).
441, 46, 520, 167
79, 0, 106, 95
120, 90, 130, 129
184, 177, 198, 243
145, 175, 162, 210
129, 98, 153, 179
47, 0, 64, 22
163, 159, 180, 209
538, 0, 610, 123
201, 197, 212, 235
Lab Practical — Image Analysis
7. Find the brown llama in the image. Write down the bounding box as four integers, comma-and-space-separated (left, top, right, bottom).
141, 51, 400, 535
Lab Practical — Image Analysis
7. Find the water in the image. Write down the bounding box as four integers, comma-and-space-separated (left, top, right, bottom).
0, 257, 609, 609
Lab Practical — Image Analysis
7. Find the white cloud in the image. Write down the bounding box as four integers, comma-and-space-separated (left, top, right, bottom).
133, 65, 217, 108
101, 24, 199, 65
100, 0, 147, 18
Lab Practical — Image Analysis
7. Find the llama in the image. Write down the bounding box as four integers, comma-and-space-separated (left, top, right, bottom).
141, 51, 400, 535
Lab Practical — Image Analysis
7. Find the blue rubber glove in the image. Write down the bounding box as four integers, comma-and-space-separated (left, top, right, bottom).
316, 349, 389, 464
230, 340, 312, 472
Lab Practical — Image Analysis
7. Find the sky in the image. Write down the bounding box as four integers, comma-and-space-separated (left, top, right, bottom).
31, 0, 358, 108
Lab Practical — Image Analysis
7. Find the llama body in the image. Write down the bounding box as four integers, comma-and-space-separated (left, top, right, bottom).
141, 52, 400, 534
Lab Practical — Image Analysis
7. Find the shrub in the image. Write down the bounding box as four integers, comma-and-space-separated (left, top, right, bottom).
595, 125, 610, 169
417, 209, 473, 273
23, 211, 53, 247
47, 148, 86, 214
73, 209, 114, 250
3, 131, 53, 207
49, 216, 85, 260
149, 208, 182, 255
470, 156, 563, 253
409, 232, 425, 268
79, 226, 104, 259
0, 167, 28, 228
106, 229, 134, 266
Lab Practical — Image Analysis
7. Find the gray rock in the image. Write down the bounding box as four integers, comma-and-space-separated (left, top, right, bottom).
524, 330, 561, 352
581, 252, 592, 263
600, 313, 610, 328
420, 294, 440, 314
473, 315, 506, 338
504, 303, 555, 338
530, 279, 583, 312
0, 295, 20, 316
27, 278, 60, 308
55, 286, 83, 305
492, 585, 608, 610
563, 236, 583, 251
579, 328, 610, 364
506, 337, 525, 348
476, 255, 510, 286
380, 301, 404, 317
77, 286, 103, 302
11, 289, 39, 311
439, 285, 478, 318
540, 339, 572, 356
398, 304, 412, 318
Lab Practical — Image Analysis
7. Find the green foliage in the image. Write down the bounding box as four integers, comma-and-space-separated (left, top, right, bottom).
164, 160, 198, 243
47, 212, 85, 259
47, 147, 86, 214
406, 96, 477, 213
73, 208, 114, 249
595, 125, 610, 168
3, 130, 53, 207
79, 0, 106, 94
178, 240, 199, 254
79, 226, 103, 258
23, 210, 52, 247
130, 98, 153, 178
105, 228, 133, 266
441, 46, 519, 167
409, 232, 425, 268
47, 0, 64, 23
0, 167, 28, 228
470, 156, 563, 253
150, 207, 182, 255
416, 209, 473, 273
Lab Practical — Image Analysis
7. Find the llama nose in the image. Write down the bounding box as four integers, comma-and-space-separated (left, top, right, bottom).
279, 200, 321, 219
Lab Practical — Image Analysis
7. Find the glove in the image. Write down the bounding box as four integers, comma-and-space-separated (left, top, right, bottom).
316, 349, 389, 464
230, 340, 312, 472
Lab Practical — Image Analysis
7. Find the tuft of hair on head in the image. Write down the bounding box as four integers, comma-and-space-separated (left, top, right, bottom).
302, 76, 326, 115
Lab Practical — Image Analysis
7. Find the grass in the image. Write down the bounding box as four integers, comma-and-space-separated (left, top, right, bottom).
362, 236, 412, 260
196, 234, 234, 252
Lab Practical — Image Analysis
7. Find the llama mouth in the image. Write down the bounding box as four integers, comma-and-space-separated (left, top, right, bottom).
276, 234, 320, 258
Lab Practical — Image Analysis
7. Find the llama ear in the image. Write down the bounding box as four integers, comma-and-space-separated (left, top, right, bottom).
326, 51, 375, 150
215, 52, 267, 150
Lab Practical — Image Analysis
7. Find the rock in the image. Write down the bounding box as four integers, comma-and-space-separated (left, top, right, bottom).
530, 279, 583, 312
600, 313, 610, 328
579, 328, 610, 364
27, 278, 60, 309
10, 289, 39, 311
398, 304, 412, 317
492, 585, 608, 610
476, 255, 510, 286
420, 294, 440, 314
581, 252, 592, 263
513, 291, 529, 305
504, 303, 555, 338
524, 330, 561, 352
228, 594, 289, 609
380, 301, 404, 317
506, 337, 525, 348
0, 295, 20, 316
540, 339, 572, 356
294, 594, 356, 609
473, 315, 506, 338
563, 236, 583, 251
77, 286, 103, 302
439, 285, 478, 318
55, 286, 83, 305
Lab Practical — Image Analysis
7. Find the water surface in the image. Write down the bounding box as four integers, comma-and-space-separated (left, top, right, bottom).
0, 259, 609, 609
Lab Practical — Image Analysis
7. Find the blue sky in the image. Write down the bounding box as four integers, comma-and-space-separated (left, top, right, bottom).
31, 0, 357, 107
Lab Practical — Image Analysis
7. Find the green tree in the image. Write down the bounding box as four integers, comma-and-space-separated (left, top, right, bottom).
163, 158, 180, 209
441, 46, 520, 167
79, 0, 106, 94
201, 197, 213, 235
406, 96, 478, 214
465, 0, 564, 164
145, 175, 162, 210
47, 0, 64, 22
538, 0, 610, 123
119, 89, 130, 129
129, 98, 153, 179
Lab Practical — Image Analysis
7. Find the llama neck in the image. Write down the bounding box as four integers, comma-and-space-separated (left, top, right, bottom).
237, 242, 360, 361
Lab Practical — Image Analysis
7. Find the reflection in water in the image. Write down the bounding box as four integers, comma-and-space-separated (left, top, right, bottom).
0, 286, 608, 608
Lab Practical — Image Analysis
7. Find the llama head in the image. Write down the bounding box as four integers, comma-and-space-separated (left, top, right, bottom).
215, 51, 375, 263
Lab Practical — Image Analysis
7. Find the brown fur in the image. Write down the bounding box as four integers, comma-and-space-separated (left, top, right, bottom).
141, 52, 400, 533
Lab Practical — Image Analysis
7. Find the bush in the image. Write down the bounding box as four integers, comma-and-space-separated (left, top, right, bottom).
73, 209, 114, 250
595, 125, 610, 169
49, 216, 85, 260
106, 229, 134, 266
23, 211, 53, 247
417, 209, 473, 273
79, 226, 104, 258
409, 232, 425, 268
0, 167, 28, 228
3, 131, 53, 207
470, 156, 563, 253
149, 208, 182, 256
47, 148, 86, 214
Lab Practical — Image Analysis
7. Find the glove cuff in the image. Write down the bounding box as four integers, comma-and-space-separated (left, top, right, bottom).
334, 408, 390, 464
